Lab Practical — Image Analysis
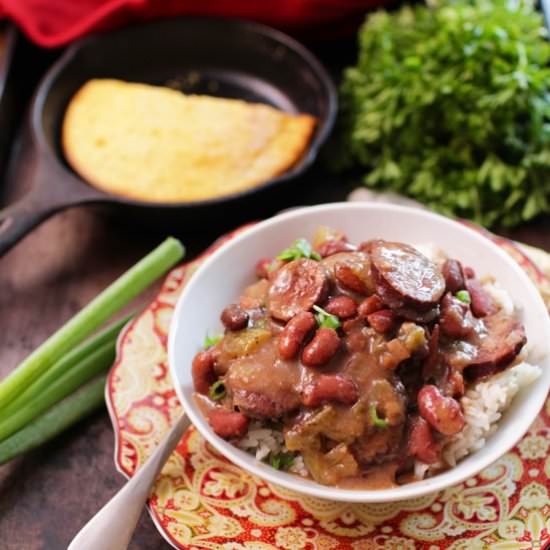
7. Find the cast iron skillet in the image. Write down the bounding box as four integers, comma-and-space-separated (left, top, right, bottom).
0, 17, 336, 257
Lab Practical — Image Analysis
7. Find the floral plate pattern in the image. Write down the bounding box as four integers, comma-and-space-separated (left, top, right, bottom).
106, 226, 550, 550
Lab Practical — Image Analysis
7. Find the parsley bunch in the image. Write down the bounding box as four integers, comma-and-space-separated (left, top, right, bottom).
335, 0, 550, 227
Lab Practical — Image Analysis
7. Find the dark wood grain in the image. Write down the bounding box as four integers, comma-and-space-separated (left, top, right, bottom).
0, 205, 168, 550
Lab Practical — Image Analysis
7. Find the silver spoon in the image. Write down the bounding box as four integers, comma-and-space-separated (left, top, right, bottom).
67, 413, 190, 550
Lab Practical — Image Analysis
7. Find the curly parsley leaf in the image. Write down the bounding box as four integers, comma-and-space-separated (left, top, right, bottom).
334, 0, 550, 228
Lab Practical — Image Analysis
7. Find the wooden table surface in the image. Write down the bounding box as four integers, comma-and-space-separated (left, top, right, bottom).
2, 29, 550, 550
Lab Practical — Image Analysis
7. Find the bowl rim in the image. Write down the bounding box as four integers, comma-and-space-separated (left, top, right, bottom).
168, 202, 550, 503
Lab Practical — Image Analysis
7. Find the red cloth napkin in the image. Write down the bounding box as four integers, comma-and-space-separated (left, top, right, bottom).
0, 0, 387, 48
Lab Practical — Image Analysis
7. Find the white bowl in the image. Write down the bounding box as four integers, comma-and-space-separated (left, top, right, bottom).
168, 203, 550, 502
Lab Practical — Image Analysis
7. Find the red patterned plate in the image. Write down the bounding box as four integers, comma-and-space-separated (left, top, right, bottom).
106, 227, 550, 550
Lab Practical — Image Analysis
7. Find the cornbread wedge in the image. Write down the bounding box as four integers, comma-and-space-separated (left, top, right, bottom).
62, 79, 316, 202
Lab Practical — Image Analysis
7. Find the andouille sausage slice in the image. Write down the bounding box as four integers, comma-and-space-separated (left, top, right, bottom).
208, 410, 249, 439
321, 251, 375, 295
267, 258, 328, 321
370, 241, 445, 309
232, 389, 301, 418
375, 268, 441, 322
392, 304, 440, 324
465, 315, 526, 379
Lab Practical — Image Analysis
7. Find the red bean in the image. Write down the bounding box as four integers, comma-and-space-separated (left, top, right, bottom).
316, 239, 353, 258
220, 304, 249, 331
442, 259, 465, 293
464, 266, 476, 279
418, 385, 465, 435
358, 295, 384, 318
192, 350, 217, 394
302, 328, 341, 367
302, 375, 358, 407
367, 309, 396, 333
208, 410, 249, 439
466, 278, 497, 318
465, 316, 526, 380
342, 318, 369, 353
255, 258, 273, 279
279, 311, 316, 360
342, 316, 362, 334
325, 296, 357, 319
408, 416, 441, 464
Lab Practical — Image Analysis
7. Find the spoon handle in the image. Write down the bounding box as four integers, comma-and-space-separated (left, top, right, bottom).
68, 413, 190, 550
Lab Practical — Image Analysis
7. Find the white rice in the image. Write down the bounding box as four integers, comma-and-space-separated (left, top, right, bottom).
236, 420, 309, 476
483, 281, 515, 316
288, 454, 308, 477
236, 421, 285, 461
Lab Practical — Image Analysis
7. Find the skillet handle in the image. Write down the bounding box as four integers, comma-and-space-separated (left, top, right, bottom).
0, 189, 63, 257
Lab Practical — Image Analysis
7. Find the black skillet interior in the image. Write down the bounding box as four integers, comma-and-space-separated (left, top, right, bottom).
34, 17, 337, 231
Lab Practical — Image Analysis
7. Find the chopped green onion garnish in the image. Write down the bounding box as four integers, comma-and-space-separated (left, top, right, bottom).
203, 334, 222, 349
269, 452, 295, 470
311, 251, 322, 261
370, 404, 388, 429
276, 238, 321, 262
455, 290, 471, 304
313, 305, 340, 330
209, 380, 226, 400
270, 454, 282, 470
